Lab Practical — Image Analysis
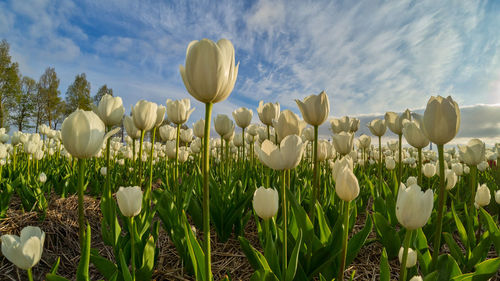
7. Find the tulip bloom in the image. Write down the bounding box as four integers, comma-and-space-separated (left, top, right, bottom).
367, 119, 387, 137
396, 183, 433, 230
403, 120, 429, 149
159, 124, 176, 142
124, 116, 141, 140
215, 114, 235, 137
422, 163, 436, 178
273, 110, 306, 143
332, 156, 354, 181
458, 138, 485, 166
166, 98, 195, 125
1, 226, 45, 281
116, 186, 143, 217
193, 119, 205, 139
445, 169, 458, 191
132, 100, 158, 131
335, 165, 359, 202
257, 101, 280, 127
475, 184, 491, 208
385, 110, 411, 136
295, 90, 330, 126
252, 187, 279, 220
96, 94, 125, 127
233, 107, 253, 129
398, 247, 417, 268
495, 190, 500, 204
332, 132, 354, 156
422, 96, 460, 145
257, 135, 304, 171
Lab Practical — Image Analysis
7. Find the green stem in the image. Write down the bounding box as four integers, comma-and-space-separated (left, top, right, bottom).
129, 217, 136, 281
281, 169, 287, 280
310, 126, 319, 221
242, 127, 246, 163
138, 131, 145, 186
378, 136, 382, 194
470, 165, 477, 209
27, 268, 33, 281
147, 127, 156, 202
175, 124, 180, 183
77, 158, 86, 249
338, 200, 350, 281
431, 144, 447, 269
203, 103, 213, 281
399, 229, 412, 281
398, 134, 402, 189
418, 148, 422, 186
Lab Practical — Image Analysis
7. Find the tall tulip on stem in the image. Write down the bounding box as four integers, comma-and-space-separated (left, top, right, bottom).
180, 38, 239, 281
368, 119, 386, 192
421, 96, 460, 269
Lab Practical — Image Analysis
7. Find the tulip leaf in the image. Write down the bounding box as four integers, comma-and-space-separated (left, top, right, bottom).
137, 235, 155, 280
466, 232, 491, 271
118, 249, 133, 281
346, 215, 372, 266
45, 274, 71, 281
469, 257, 500, 280
414, 229, 432, 274
182, 211, 206, 281
315, 203, 331, 244
379, 248, 390, 281
238, 236, 272, 272
49, 257, 61, 274
286, 188, 315, 244
451, 202, 468, 249
286, 230, 302, 281
90, 249, 117, 280
373, 212, 400, 258
443, 232, 465, 265
77, 224, 91, 281
479, 208, 500, 255
264, 227, 281, 279
435, 254, 462, 281
250, 269, 279, 281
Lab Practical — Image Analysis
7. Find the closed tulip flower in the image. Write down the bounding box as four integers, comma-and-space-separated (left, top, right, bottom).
39, 172, 47, 183
215, 114, 234, 137
252, 187, 279, 220
272, 110, 306, 142
179, 38, 239, 103
159, 124, 176, 141
445, 169, 458, 190
247, 124, 259, 137
233, 107, 253, 129
96, 94, 125, 126
124, 116, 141, 139
422, 96, 460, 145
477, 161, 489, 171
332, 156, 354, 181
61, 110, 119, 159
233, 133, 243, 147
330, 116, 352, 134
396, 183, 433, 230
256, 135, 304, 170
451, 163, 463, 176
475, 184, 491, 208
409, 276, 423, 281
358, 134, 371, 149
350, 118, 360, 132
332, 132, 354, 156
180, 129, 194, 143
302, 127, 314, 142
257, 101, 280, 126
193, 119, 205, 138
317, 140, 329, 162
406, 176, 417, 187
167, 98, 195, 125
385, 109, 411, 135
386, 157, 396, 170
403, 120, 429, 149
335, 165, 360, 202
458, 138, 485, 166
1, 226, 45, 270
367, 119, 387, 137
295, 90, 330, 126
422, 163, 436, 178
399, 247, 417, 268
116, 186, 143, 217
223, 130, 234, 142
495, 190, 500, 204
132, 100, 158, 131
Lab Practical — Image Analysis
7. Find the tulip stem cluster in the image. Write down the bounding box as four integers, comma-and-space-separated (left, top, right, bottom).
432, 144, 447, 269
202, 102, 213, 281
338, 200, 350, 281
399, 229, 413, 281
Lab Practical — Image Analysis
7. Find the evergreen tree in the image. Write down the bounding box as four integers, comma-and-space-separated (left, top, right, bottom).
37, 67, 61, 130
93, 84, 113, 105
11, 76, 36, 131
0, 39, 21, 128
65, 73, 92, 114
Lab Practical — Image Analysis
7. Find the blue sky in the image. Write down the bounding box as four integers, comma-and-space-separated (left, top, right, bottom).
1, 0, 500, 143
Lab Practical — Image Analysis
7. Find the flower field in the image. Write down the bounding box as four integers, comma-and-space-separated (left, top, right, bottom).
0, 38, 499, 281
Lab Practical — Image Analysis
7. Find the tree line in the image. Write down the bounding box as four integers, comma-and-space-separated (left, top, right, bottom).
0, 39, 114, 132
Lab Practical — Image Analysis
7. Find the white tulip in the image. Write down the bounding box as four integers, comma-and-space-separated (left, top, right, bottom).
398, 247, 417, 268
1, 226, 45, 270
475, 184, 491, 208
396, 183, 433, 230
252, 187, 279, 220
116, 186, 143, 217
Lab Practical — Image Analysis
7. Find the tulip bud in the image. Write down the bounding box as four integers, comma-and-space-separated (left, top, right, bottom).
155, 105, 166, 127
330, 116, 352, 134
398, 247, 417, 268
422, 163, 436, 178
302, 127, 314, 142
386, 157, 396, 170
335, 165, 360, 202
477, 161, 489, 172
317, 140, 328, 162
396, 183, 433, 230
166, 98, 195, 125
132, 100, 158, 131
124, 116, 141, 140
332, 156, 354, 181
252, 187, 279, 220
295, 90, 330, 126
385, 109, 411, 135
402, 120, 429, 149
96, 94, 125, 126
358, 134, 371, 149
215, 114, 235, 137
332, 132, 354, 156
257, 101, 280, 126
1, 226, 45, 270
61, 110, 119, 159
422, 96, 460, 145
406, 176, 417, 187
475, 184, 491, 208
180, 38, 239, 103
273, 110, 306, 143
159, 124, 176, 142
451, 163, 463, 176
39, 172, 47, 183
495, 190, 500, 204
256, 135, 304, 170
409, 276, 423, 281
445, 169, 457, 190
180, 129, 194, 144
232, 107, 253, 129
367, 119, 386, 137
116, 186, 143, 217
193, 119, 205, 138
458, 138, 485, 166
463, 165, 470, 174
